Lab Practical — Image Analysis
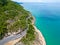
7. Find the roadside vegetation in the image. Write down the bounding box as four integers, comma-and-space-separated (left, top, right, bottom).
0, 0, 36, 45
0, 0, 29, 39
21, 24, 35, 45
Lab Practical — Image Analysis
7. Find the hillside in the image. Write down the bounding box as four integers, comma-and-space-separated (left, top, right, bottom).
0, 0, 32, 39
0, 0, 46, 45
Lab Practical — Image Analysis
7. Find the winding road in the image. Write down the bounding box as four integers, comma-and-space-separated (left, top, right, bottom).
0, 15, 31, 45
0, 30, 27, 45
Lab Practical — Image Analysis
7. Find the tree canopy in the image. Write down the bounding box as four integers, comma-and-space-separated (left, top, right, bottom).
0, 0, 29, 39
0, 0, 8, 6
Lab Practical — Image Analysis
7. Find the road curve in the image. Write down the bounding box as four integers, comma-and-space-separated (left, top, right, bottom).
0, 30, 27, 45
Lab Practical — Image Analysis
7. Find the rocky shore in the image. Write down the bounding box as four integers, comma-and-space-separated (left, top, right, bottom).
33, 25, 46, 45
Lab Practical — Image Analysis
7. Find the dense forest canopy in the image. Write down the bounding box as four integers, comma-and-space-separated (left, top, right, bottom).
0, 0, 30, 39
0, 0, 8, 6
0, 0, 36, 45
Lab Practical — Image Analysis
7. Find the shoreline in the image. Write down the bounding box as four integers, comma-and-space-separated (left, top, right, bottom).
33, 25, 46, 45
32, 16, 46, 45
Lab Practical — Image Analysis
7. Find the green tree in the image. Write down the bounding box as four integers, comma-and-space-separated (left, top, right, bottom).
0, 0, 7, 6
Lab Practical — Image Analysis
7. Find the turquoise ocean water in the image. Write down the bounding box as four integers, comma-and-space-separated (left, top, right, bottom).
21, 3, 60, 45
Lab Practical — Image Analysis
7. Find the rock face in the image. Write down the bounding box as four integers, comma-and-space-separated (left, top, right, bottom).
33, 26, 46, 45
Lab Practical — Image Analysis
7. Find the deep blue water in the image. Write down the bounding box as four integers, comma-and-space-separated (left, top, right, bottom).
21, 3, 60, 45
